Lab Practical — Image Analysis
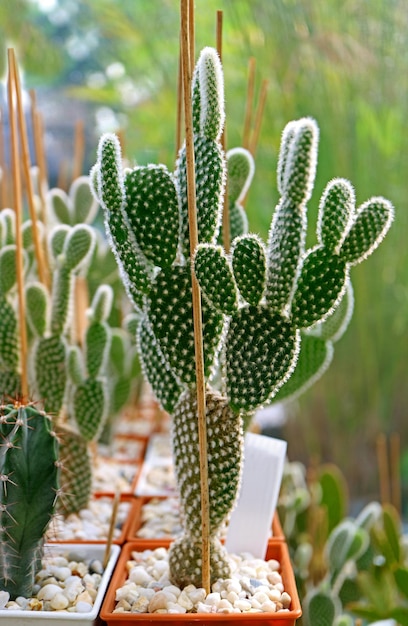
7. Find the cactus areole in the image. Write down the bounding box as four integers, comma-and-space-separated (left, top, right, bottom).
0, 402, 59, 599
92, 47, 393, 587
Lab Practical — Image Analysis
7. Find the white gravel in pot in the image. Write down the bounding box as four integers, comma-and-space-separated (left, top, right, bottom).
0, 549, 105, 613
113, 547, 292, 615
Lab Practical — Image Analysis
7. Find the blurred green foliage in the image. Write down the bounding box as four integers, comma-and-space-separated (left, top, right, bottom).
2, 0, 407, 502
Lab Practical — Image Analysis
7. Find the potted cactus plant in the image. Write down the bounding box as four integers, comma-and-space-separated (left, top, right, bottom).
90, 38, 393, 620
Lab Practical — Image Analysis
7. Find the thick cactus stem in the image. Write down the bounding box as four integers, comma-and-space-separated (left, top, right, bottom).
169, 388, 243, 588
0, 402, 59, 600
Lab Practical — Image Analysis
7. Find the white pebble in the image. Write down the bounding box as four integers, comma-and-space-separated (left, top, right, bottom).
205, 592, 221, 606
76, 601, 93, 613
235, 598, 252, 611
37, 584, 62, 601
177, 590, 194, 610
50, 592, 69, 610
0, 591, 10, 609
167, 602, 187, 614
261, 600, 276, 613
129, 566, 153, 585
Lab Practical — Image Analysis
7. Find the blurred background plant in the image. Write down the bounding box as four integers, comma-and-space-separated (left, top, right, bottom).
1, 0, 407, 513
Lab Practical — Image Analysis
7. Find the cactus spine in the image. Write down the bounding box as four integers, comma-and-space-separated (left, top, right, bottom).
93, 46, 393, 588
0, 402, 59, 600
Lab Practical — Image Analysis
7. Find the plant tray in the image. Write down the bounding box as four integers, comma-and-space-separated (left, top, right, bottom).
100, 541, 301, 625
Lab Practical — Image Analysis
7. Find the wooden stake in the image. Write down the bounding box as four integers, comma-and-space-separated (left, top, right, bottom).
29, 90, 48, 223
7, 48, 28, 399
10, 50, 50, 288
103, 490, 120, 569
180, 0, 211, 594
243, 57, 256, 150
73, 119, 85, 181
249, 78, 269, 156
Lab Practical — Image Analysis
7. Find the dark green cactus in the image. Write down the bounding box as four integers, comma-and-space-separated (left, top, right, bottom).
0, 402, 59, 600
92, 45, 394, 589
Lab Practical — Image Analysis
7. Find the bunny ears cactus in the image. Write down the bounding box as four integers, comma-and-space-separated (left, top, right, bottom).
92, 46, 393, 588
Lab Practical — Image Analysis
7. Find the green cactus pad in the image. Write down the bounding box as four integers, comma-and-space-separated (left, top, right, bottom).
71, 176, 98, 225
98, 133, 126, 213
340, 197, 394, 266
273, 334, 333, 403
280, 118, 318, 207
265, 203, 306, 313
0, 299, 18, 370
309, 280, 353, 343
194, 47, 225, 141
124, 165, 179, 267
67, 346, 84, 386
85, 322, 110, 379
317, 178, 355, 252
0, 369, 21, 398
56, 424, 93, 515
26, 282, 49, 338
49, 188, 71, 224
226, 305, 298, 412
108, 211, 154, 309
303, 589, 340, 626
73, 378, 108, 441
0, 246, 18, 295
231, 234, 266, 306
291, 246, 348, 329
33, 334, 67, 415
138, 315, 183, 413
148, 265, 224, 384
49, 224, 70, 260
177, 137, 225, 257
194, 244, 238, 314
227, 147, 255, 207
0, 403, 59, 599
64, 224, 96, 271
90, 284, 113, 324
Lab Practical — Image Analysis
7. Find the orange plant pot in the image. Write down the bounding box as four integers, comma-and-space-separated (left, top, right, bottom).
100, 541, 302, 625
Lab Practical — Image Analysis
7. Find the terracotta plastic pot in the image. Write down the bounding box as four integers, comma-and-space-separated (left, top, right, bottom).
100, 541, 302, 625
